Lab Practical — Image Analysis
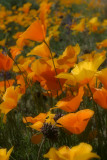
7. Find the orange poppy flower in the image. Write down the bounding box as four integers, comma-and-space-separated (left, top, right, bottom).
71, 18, 85, 33
22, 2, 32, 14
16, 1, 50, 49
93, 87, 107, 109
0, 79, 15, 92
87, 17, 100, 33
96, 68, 107, 89
0, 86, 22, 114
21, 19, 46, 41
17, 19, 46, 49
54, 44, 80, 70
23, 111, 56, 128
28, 58, 66, 96
86, 76, 100, 95
53, 86, 84, 112
9, 46, 21, 59
96, 39, 107, 49
13, 32, 23, 39
16, 37, 25, 49
23, 113, 47, 125
39, 1, 52, 29
16, 75, 26, 94
39, 67, 65, 93
0, 52, 13, 72
57, 109, 94, 134
27, 37, 51, 58
23, 111, 58, 144
0, 39, 6, 46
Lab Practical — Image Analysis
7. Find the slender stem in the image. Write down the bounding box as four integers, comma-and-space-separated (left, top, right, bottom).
43, 40, 62, 92
37, 137, 45, 160
87, 83, 93, 99
87, 83, 104, 155
43, 40, 57, 73
87, 84, 104, 134
10, 156, 16, 160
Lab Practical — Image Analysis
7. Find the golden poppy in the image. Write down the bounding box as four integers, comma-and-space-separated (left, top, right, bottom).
93, 87, 107, 109
96, 68, 107, 89
17, 19, 46, 49
23, 113, 47, 126
55, 44, 80, 70
0, 52, 13, 72
29, 58, 66, 96
57, 109, 94, 134
44, 143, 100, 160
53, 86, 84, 112
96, 39, 107, 49
0, 86, 22, 114
9, 46, 21, 59
23, 111, 56, 144
39, 1, 52, 29
87, 17, 100, 33
0, 147, 13, 160
0, 79, 15, 92
71, 18, 85, 33
22, 2, 32, 14
57, 51, 106, 86
27, 37, 51, 58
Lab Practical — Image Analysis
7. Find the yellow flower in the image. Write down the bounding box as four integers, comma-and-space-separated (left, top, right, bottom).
0, 86, 22, 114
44, 143, 100, 160
55, 44, 80, 70
87, 17, 100, 33
57, 51, 106, 86
23, 111, 57, 144
96, 39, 107, 49
0, 147, 13, 160
0, 39, 6, 46
71, 18, 85, 33
27, 37, 51, 58
23, 111, 55, 131
96, 68, 107, 89
52, 86, 84, 112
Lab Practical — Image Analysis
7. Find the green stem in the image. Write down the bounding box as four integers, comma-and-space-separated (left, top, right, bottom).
37, 137, 45, 160
10, 156, 16, 160
87, 83, 104, 155
87, 84, 104, 135
43, 40, 63, 92
10, 56, 27, 83
87, 83, 93, 99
